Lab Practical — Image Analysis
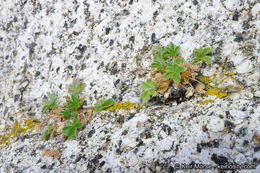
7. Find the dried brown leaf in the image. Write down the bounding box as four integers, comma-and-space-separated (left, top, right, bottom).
256, 133, 260, 144
36, 123, 44, 133
56, 122, 65, 134
41, 149, 60, 160
50, 125, 57, 138
87, 109, 93, 123
195, 83, 206, 94
78, 113, 86, 124
150, 68, 172, 94
185, 87, 194, 98
49, 109, 62, 122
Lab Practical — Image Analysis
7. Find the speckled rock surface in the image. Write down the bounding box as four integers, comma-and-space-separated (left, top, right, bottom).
0, 0, 260, 172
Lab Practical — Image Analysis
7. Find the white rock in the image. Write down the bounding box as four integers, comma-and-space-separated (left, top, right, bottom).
63, 140, 79, 158
235, 60, 254, 73
252, 3, 260, 18
207, 117, 225, 132
218, 78, 242, 92
254, 91, 260, 97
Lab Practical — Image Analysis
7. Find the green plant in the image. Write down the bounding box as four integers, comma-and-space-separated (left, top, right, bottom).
141, 42, 212, 103
193, 46, 212, 64
42, 93, 57, 112
140, 79, 158, 103
62, 118, 84, 140
94, 98, 115, 112
66, 94, 83, 110
41, 124, 53, 141
68, 80, 86, 95
164, 58, 187, 83
60, 109, 77, 119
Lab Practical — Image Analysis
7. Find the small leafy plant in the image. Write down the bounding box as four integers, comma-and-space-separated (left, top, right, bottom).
193, 46, 212, 64
94, 98, 115, 112
42, 93, 57, 112
140, 79, 158, 103
140, 42, 212, 103
41, 80, 117, 141
68, 80, 86, 95
62, 118, 84, 140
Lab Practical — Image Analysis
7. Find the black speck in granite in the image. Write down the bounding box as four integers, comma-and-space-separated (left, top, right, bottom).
193, 0, 198, 5
153, 11, 158, 17
254, 146, 260, 152
41, 165, 47, 169
173, 31, 177, 35
67, 65, 73, 71
35, 71, 41, 77
76, 44, 87, 53
239, 127, 247, 136
151, 33, 156, 43
75, 55, 83, 60
225, 120, 235, 132
14, 94, 20, 102
81, 63, 86, 70
97, 61, 104, 70
88, 129, 95, 138
4, 108, 8, 115
114, 79, 120, 87
48, 163, 55, 170
243, 140, 249, 146
211, 154, 228, 165
197, 144, 202, 153
56, 67, 60, 74
123, 9, 130, 15
105, 27, 111, 35
234, 33, 243, 42
19, 87, 25, 92
106, 168, 112, 173
129, 0, 133, 5
109, 39, 114, 46
121, 63, 126, 68
59, 84, 62, 90
162, 124, 172, 135
122, 130, 128, 135
177, 17, 184, 24
100, 161, 105, 167
243, 21, 250, 30
129, 36, 135, 42
128, 113, 135, 120
232, 12, 239, 21
194, 23, 199, 30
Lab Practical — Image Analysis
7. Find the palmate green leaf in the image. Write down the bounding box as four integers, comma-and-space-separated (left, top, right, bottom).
164, 42, 180, 58
60, 109, 77, 118
94, 98, 115, 112
164, 63, 187, 83
140, 79, 158, 103
151, 60, 164, 70
175, 57, 185, 64
193, 46, 212, 64
68, 80, 86, 95
42, 92, 57, 112
152, 45, 164, 54
140, 79, 158, 91
62, 118, 84, 140
67, 94, 83, 110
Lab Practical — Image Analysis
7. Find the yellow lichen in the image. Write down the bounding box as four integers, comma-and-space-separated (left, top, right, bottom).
105, 101, 144, 111
0, 117, 40, 148
198, 67, 235, 105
